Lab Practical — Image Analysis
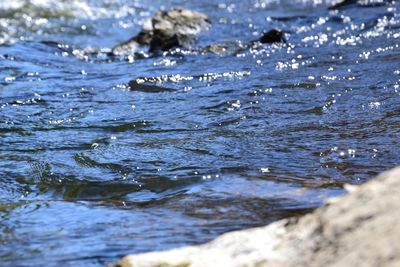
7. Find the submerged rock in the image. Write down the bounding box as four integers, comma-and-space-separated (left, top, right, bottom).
128, 79, 177, 93
328, 0, 358, 9
328, 0, 389, 10
201, 29, 286, 56
257, 29, 286, 44
201, 40, 247, 55
112, 9, 285, 56
112, 8, 211, 55
111, 166, 400, 267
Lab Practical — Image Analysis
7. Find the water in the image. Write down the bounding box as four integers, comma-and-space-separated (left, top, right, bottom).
1, 0, 400, 266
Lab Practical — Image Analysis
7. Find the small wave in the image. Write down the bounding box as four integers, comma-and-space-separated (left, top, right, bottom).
0, 0, 140, 44
0, 0, 137, 20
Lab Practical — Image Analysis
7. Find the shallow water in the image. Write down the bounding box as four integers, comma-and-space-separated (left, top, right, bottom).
1, 0, 400, 266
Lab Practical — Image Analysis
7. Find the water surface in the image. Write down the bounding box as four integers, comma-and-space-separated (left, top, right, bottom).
1, 0, 400, 266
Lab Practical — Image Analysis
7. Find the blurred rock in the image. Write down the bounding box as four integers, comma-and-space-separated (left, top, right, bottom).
111, 166, 400, 267
128, 79, 177, 93
201, 29, 286, 56
328, 0, 358, 10
112, 7, 211, 55
328, 0, 388, 10
258, 29, 286, 44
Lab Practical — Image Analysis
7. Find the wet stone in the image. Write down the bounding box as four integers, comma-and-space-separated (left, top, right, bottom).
257, 29, 286, 44
112, 7, 211, 55
128, 80, 177, 93
201, 29, 286, 56
328, 0, 389, 10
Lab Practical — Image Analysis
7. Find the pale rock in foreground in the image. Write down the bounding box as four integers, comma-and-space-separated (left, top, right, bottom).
111, 167, 400, 267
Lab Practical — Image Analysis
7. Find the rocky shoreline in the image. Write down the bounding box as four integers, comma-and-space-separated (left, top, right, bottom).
111, 167, 400, 267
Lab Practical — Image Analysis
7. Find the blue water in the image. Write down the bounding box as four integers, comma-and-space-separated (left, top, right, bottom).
1, 0, 400, 266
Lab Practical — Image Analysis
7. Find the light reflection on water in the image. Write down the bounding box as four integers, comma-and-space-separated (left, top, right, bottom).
1, 0, 400, 266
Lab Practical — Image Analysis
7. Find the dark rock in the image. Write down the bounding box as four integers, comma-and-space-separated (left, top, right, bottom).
128, 80, 177, 93
111, 32, 152, 56
328, 0, 388, 10
149, 31, 193, 53
132, 30, 153, 46
201, 29, 286, 56
112, 31, 153, 55
328, 0, 357, 10
201, 40, 247, 56
258, 29, 286, 44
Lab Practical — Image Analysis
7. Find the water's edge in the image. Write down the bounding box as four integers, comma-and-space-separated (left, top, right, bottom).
112, 166, 400, 267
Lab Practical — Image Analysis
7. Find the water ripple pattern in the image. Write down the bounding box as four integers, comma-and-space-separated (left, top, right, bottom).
1, 0, 400, 266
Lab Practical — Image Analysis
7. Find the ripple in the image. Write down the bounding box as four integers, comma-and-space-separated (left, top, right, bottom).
2, 0, 400, 265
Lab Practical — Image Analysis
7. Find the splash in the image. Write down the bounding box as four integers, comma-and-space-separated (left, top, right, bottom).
0, 0, 140, 44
